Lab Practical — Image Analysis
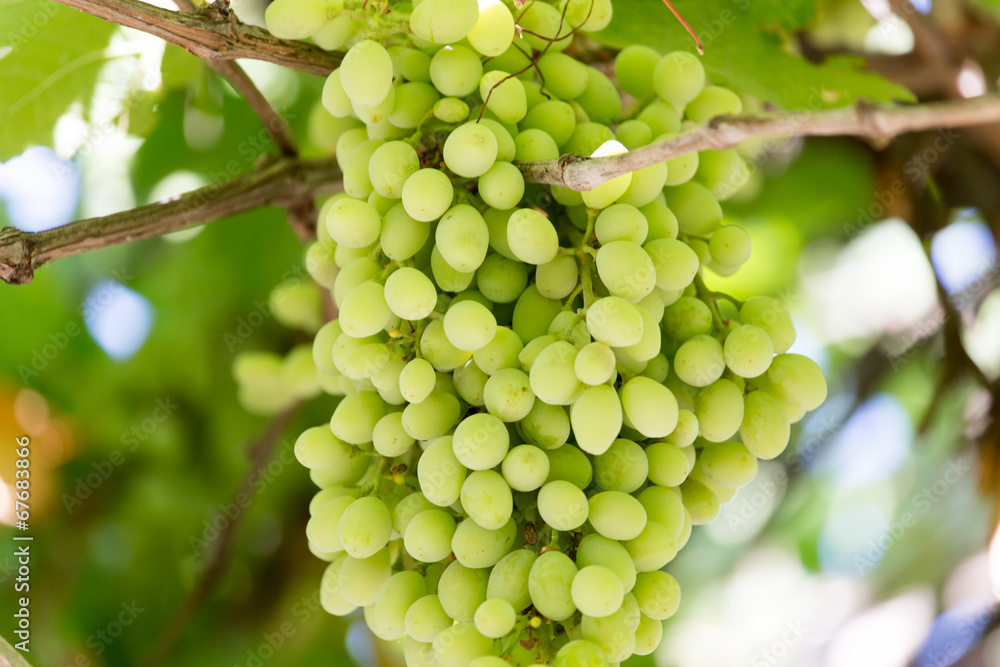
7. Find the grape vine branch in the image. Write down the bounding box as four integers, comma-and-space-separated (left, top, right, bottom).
4, 95, 1000, 285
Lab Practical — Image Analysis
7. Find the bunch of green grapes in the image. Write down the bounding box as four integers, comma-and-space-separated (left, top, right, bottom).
234, 2, 829, 665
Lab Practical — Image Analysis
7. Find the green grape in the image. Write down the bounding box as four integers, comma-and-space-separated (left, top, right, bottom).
434, 96, 471, 123
322, 69, 353, 118
433, 622, 493, 667
594, 438, 647, 493
664, 148, 699, 186
479, 71, 527, 124
330, 390, 386, 444
483, 207, 517, 260
417, 436, 467, 507
476, 162, 523, 211
549, 311, 591, 348
371, 349, 406, 404
352, 87, 395, 124
339, 548, 392, 607
474, 598, 515, 638
461, 470, 513, 530
516, 1, 573, 51
480, 118, 517, 162
708, 224, 752, 268
294, 425, 355, 471
473, 327, 524, 374
653, 51, 705, 107
572, 566, 624, 619
582, 140, 633, 209
596, 204, 648, 245
333, 257, 380, 306
438, 560, 490, 623
534, 255, 579, 300
505, 208, 560, 265
576, 534, 637, 593
404, 509, 457, 562
570, 384, 623, 455
686, 85, 743, 123
483, 368, 535, 422
343, 139, 385, 199
368, 141, 419, 199
271, 280, 322, 333
621, 376, 679, 438
637, 100, 681, 136
574, 342, 617, 386
644, 238, 699, 292
264, 0, 325, 39
430, 44, 483, 97
513, 128, 560, 162
739, 296, 795, 353
633, 570, 680, 624
444, 122, 499, 178
586, 296, 644, 348
740, 390, 791, 459
306, 495, 354, 552
535, 52, 589, 100
623, 306, 662, 362
394, 492, 437, 537
635, 486, 685, 538
487, 549, 536, 611
310, 486, 353, 515
325, 197, 381, 249
442, 300, 497, 352
520, 400, 571, 450
501, 444, 550, 492
452, 517, 517, 568
372, 412, 414, 457
453, 359, 489, 406
305, 241, 339, 290
665, 182, 722, 236
545, 444, 592, 489
553, 640, 610, 667
431, 246, 477, 292
663, 296, 713, 341
580, 602, 638, 662
537, 480, 589, 531
518, 334, 557, 371
616, 119, 653, 150
667, 409, 699, 447
595, 241, 656, 302
339, 280, 392, 338
399, 358, 436, 404
528, 551, 578, 621
615, 45, 660, 100
563, 122, 615, 158
724, 324, 773, 378
552, 184, 584, 207
680, 478, 720, 524
642, 352, 670, 383
529, 341, 584, 406
468, 0, 515, 56
560, 0, 613, 31
633, 613, 664, 656
453, 413, 510, 470
624, 521, 679, 572
338, 496, 392, 559
382, 267, 436, 322
371, 571, 426, 641
436, 205, 490, 273
381, 205, 430, 261
522, 101, 577, 147
575, 67, 622, 125
620, 160, 669, 208
421, 318, 473, 370
335, 129, 368, 172
673, 334, 725, 387
695, 378, 745, 442
640, 199, 679, 242
403, 391, 462, 441
404, 637, 434, 667
700, 441, 758, 488
396, 47, 433, 82
312, 14, 361, 51
696, 149, 751, 200
589, 491, 647, 541
319, 555, 358, 616
645, 442, 692, 487
341, 40, 394, 108
476, 254, 529, 304
406, 595, 454, 643
762, 354, 826, 410
410, 0, 480, 45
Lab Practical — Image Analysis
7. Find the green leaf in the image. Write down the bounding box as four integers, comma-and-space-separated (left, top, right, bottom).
593, 0, 915, 109
0, 0, 116, 160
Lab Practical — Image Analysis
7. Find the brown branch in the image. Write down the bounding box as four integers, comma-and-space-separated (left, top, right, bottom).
517, 95, 1000, 190
0, 157, 340, 285
141, 402, 302, 667
172, 0, 297, 156
53, 0, 341, 76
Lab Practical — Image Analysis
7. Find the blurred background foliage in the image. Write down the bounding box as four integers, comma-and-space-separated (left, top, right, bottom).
1, 0, 1000, 666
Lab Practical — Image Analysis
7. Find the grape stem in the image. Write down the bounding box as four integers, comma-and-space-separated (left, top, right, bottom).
693, 272, 740, 329
515, 95, 1000, 191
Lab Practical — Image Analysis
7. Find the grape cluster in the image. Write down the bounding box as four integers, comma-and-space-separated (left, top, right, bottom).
239, 2, 829, 665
